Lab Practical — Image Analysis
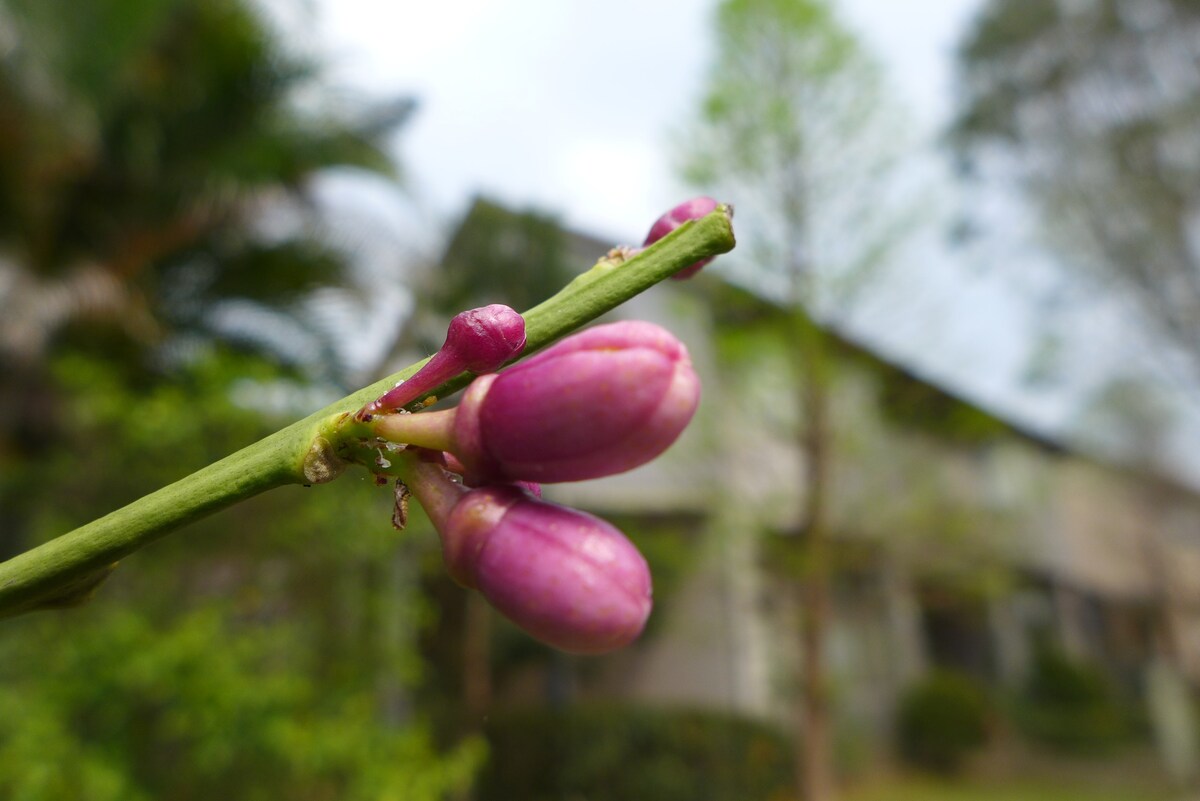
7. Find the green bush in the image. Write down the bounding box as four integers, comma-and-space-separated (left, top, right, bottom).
896, 670, 991, 774
478, 705, 793, 801
1015, 647, 1129, 755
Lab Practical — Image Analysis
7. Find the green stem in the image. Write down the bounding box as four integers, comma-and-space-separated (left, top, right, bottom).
369, 409, 457, 454
0, 206, 734, 618
0, 442, 292, 617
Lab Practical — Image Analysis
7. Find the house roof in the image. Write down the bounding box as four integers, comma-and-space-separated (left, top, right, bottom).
444, 196, 1200, 499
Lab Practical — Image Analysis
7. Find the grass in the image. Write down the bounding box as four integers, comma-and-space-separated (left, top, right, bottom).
845, 775, 1177, 801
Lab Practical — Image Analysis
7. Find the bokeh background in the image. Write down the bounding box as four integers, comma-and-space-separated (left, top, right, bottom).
3, 0, 1200, 799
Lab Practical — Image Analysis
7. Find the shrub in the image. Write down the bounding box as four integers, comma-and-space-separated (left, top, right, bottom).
478, 704, 793, 801
896, 669, 991, 773
1014, 646, 1129, 755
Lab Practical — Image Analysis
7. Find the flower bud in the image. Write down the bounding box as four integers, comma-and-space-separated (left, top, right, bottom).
452, 320, 700, 483
444, 304, 527, 373
361, 304, 525, 417
644, 196, 720, 279
443, 484, 652, 654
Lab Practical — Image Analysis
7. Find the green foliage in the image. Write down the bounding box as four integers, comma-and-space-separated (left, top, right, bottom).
477, 705, 793, 801
0, 606, 483, 801
0, 0, 399, 273
896, 670, 991, 774
0, 0, 410, 407
1014, 647, 1131, 755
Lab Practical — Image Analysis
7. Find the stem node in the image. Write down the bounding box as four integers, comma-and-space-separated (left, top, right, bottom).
302, 436, 348, 484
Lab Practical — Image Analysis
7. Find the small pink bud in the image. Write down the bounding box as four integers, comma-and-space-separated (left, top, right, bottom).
443, 485, 652, 654
644, 196, 720, 279
362, 305, 525, 417
452, 321, 700, 483
444, 304, 527, 373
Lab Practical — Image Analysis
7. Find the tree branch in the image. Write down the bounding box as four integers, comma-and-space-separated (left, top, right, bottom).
0, 207, 735, 618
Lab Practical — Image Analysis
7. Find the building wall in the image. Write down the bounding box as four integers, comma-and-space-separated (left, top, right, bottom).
538, 275, 1200, 745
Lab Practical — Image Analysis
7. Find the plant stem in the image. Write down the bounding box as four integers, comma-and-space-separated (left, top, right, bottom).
369, 409, 457, 454
0, 206, 734, 618
0, 438, 293, 617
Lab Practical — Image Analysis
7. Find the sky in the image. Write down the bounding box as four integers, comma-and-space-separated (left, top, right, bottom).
297, 0, 1200, 485
309, 0, 976, 237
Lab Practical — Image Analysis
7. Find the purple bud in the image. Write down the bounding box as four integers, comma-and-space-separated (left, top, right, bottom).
445, 304, 527, 373
452, 320, 700, 483
443, 485, 652, 654
362, 305, 525, 417
643, 196, 720, 279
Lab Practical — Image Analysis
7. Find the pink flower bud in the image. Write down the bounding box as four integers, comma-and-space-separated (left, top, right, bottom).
445, 304, 527, 373
361, 304, 525, 417
644, 196, 720, 279
442, 484, 652, 654
452, 320, 700, 483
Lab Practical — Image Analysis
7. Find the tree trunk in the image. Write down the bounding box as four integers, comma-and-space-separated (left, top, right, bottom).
794, 313, 836, 801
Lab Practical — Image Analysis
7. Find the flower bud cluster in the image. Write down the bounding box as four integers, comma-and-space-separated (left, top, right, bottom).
356, 199, 717, 654
365, 312, 699, 654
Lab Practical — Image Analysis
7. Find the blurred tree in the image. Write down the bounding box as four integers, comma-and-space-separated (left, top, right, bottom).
0, 0, 411, 550
679, 2, 908, 799
0, 0, 412, 461
951, 0, 1200, 385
